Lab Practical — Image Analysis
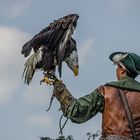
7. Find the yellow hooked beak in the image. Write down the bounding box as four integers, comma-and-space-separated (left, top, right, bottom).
73, 65, 79, 76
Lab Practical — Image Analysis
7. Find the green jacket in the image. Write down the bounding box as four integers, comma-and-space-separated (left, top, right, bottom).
64, 76, 140, 123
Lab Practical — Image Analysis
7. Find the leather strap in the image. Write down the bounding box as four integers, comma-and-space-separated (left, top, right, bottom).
119, 89, 137, 140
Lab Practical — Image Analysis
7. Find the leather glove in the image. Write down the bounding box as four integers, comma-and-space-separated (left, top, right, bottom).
53, 80, 75, 113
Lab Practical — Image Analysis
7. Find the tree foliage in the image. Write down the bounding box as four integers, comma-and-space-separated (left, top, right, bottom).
40, 131, 101, 140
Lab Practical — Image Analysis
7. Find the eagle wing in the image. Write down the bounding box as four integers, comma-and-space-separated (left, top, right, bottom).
21, 25, 53, 57
57, 27, 73, 77
21, 19, 69, 57
22, 50, 42, 85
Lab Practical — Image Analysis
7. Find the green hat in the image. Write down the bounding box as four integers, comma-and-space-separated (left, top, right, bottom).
109, 52, 140, 75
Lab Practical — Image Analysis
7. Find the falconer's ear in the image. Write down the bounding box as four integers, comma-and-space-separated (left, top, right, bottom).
121, 68, 126, 74
119, 64, 127, 74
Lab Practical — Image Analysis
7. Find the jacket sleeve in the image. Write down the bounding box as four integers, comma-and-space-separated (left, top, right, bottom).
53, 81, 105, 124
65, 89, 105, 124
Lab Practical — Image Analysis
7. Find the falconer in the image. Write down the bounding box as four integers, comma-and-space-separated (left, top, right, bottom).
53, 52, 140, 140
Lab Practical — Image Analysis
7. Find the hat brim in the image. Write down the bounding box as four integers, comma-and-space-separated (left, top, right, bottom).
109, 52, 128, 63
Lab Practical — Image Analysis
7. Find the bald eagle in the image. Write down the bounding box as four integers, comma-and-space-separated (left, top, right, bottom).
21, 14, 79, 85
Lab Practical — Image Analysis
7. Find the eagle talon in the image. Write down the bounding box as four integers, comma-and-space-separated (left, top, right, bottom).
40, 76, 54, 85
40, 79, 44, 85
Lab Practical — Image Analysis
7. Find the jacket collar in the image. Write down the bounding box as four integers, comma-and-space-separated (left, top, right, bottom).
105, 76, 140, 92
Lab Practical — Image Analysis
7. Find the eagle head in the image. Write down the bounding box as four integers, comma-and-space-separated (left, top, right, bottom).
65, 50, 79, 76
64, 38, 79, 76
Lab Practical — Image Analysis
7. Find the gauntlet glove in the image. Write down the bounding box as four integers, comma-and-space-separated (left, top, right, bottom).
53, 81, 75, 113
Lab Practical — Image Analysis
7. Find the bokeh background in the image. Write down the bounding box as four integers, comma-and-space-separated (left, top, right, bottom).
0, 0, 140, 140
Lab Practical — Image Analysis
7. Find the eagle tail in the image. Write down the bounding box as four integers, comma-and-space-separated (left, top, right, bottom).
22, 50, 42, 85
21, 41, 32, 57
